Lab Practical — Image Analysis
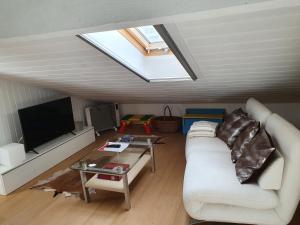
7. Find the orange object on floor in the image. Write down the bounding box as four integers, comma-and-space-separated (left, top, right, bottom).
119, 114, 154, 134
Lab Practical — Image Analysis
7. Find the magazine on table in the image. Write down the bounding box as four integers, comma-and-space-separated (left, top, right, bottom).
98, 142, 129, 153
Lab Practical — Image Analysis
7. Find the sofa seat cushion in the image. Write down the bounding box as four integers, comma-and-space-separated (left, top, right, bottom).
183, 150, 278, 210
184, 202, 283, 225
185, 135, 229, 160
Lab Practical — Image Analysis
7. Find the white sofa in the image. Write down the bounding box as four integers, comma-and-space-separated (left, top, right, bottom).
183, 98, 300, 225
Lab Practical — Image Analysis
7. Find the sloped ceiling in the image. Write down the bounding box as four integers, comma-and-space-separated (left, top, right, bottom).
0, 1, 300, 103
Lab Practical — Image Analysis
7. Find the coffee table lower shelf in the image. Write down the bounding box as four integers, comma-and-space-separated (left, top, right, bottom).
82, 153, 152, 209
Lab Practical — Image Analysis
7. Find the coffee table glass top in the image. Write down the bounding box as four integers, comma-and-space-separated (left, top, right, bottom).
71, 135, 158, 175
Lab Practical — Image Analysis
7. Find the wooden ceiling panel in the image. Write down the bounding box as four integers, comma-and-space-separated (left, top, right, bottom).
0, 4, 300, 103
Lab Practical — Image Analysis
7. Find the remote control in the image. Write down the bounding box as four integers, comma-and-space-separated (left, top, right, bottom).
106, 144, 121, 148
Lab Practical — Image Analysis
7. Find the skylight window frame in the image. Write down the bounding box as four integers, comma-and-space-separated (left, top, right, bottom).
78, 24, 197, 82
122, 28, 170, 55
77, 34, 149, 82
154, 24, 197, 81
136, 26, 164, 44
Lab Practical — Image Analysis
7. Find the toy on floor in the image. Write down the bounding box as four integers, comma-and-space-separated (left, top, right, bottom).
119, 114, 154, 134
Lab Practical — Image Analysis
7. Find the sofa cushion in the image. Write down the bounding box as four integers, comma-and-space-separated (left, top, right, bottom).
184, 202, 282, 225
183, 150, 278, 210
217, 116, 254, 148
185, 135, 229, 160
216, 109, 246, 136
231, 121, 260, 163
223, 108, 247, 125
235, 129, 276, 184
258, 150, 284, 190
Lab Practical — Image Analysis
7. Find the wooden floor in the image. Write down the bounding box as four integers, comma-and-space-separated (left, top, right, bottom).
0, 127, 299, 225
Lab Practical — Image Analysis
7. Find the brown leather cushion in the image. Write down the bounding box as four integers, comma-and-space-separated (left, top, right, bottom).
231, 121, 260, 163
235, 129, 276, 184
217, 108, 249, 147
222, 108, 247, 127
217, 115, 254, 148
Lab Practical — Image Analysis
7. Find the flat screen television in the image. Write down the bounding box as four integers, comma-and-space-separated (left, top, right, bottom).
18, 97, 75, 152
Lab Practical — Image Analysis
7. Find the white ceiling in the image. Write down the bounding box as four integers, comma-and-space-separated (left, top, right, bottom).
0, 1, 300, 103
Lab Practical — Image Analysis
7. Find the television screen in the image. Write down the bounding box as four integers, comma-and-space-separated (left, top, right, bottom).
18, 97, 75, 152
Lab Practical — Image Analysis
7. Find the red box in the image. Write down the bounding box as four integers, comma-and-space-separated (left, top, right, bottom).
97, 163, 129, 181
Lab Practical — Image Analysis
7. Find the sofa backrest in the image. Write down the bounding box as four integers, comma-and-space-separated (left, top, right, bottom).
245, 98, 272, 126
265, 114, 300, 224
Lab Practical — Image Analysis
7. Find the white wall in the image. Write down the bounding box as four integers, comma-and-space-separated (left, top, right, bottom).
265, 103, 300, 128
0, 79, 94, 146
120, 102, 300, 129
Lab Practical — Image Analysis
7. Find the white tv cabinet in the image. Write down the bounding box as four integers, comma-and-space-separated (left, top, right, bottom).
0, 126, 95, 195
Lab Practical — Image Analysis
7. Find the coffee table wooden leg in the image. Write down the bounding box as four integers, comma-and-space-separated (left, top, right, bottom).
122, 174, 131, 210
79, 170, 90, 203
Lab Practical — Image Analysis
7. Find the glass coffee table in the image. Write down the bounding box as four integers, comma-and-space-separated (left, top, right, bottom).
71, 135, 158, 209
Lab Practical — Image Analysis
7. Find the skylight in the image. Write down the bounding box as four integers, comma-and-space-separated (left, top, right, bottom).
136, 26, 164, 43
79, 25, 196, 82
120, 26, 170, 56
